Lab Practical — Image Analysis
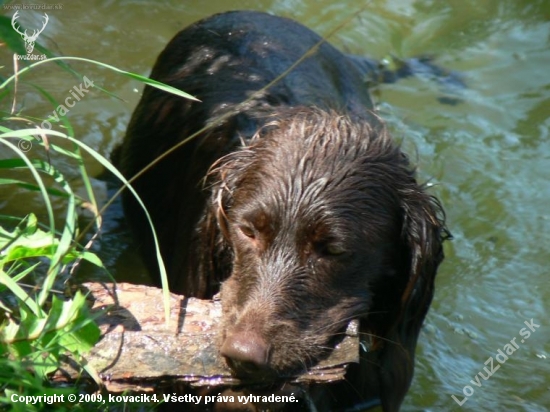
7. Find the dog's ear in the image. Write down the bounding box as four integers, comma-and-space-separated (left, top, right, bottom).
190, 148, 257, 296
374, 184, 448, 412
206, 148, 256, 239
398, 188, 448, 340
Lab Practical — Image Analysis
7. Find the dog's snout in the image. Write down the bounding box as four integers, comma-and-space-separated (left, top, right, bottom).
221, 332, 272, 378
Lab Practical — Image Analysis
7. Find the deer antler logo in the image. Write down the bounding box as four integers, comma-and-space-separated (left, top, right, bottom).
11, 11, 49, 54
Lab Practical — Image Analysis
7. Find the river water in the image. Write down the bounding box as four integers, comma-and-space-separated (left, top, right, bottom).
1, 0, 549, 410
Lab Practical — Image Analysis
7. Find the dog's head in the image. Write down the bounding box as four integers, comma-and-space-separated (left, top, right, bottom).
206, 108, 446, 384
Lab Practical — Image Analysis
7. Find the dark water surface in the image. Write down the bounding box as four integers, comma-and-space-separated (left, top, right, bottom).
1, 0, 549, 410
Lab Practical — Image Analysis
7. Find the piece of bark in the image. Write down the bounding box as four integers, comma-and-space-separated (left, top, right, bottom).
55, 282, 359, 392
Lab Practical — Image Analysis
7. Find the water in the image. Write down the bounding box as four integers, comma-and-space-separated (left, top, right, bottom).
1, 0, 549, 410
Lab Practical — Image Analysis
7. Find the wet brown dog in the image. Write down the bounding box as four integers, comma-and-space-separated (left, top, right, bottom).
118, 11, 447, 412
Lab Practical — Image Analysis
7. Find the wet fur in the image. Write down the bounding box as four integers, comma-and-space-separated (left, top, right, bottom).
119, 11, 448, 412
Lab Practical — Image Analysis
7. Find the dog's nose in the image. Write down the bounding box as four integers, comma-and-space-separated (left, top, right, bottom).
220, 332, 272, 378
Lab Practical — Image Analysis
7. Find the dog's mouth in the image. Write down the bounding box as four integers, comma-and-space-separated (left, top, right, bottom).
220, 330, 305, 381
219, 319, 361, 382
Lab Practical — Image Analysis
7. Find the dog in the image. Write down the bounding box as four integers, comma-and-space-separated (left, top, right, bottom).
118, 11, 448, 411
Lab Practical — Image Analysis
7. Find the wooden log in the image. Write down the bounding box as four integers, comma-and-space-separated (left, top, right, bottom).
53, 282, 360, 393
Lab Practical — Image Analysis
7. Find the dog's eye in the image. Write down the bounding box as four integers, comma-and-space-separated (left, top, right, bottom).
315, 241, 346, 257
325, 244, 346, 256
239, 225, 256, 239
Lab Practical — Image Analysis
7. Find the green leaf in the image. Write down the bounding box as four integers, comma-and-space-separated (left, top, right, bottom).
50, 294, 82, 331
0, 15, 26, 55
46, 293, 100, 355
0, 222, 79, 265
59, 319, 100, 355
30, 346, 60, 378
8, 340, 33, 359
41, 295, 66, 335
6, 262, 41, 284
80, 251, 104, 268
0, 291, 98, 351
0, 269, 41, 317
0, 137, 56, 248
